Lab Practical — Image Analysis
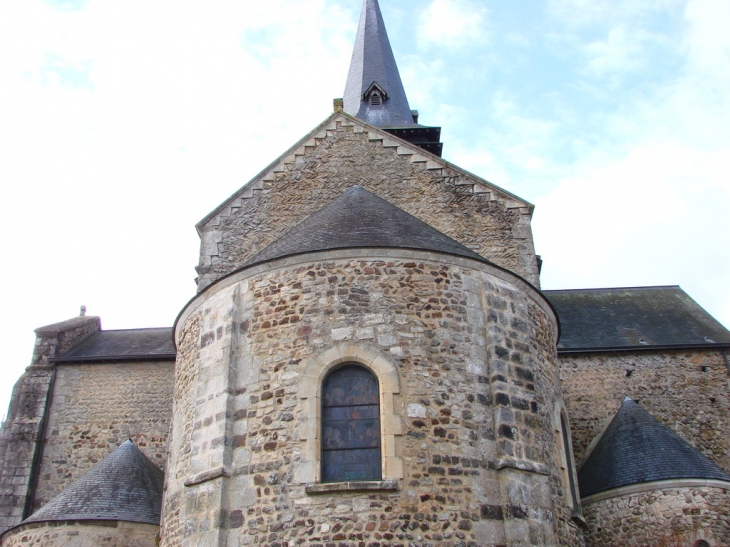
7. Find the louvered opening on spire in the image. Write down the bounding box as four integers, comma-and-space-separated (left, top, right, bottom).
364, 82, 387, 107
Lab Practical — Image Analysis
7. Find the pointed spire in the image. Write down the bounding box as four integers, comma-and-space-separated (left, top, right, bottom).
344, 0, 415, 127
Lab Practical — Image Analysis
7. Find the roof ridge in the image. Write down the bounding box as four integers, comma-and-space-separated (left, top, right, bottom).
96, 327, 173, 333
547, 285, 730, 350
193, 114, 535, 291
197, 113, 532, 234
543, 285, 682, 293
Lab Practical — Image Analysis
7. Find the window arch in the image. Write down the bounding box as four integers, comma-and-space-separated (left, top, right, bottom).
298, 343, 402, 487
321, 364, 381, 482
693, 540, 711, 547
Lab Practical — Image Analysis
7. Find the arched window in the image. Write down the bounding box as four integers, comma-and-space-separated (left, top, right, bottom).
370, 92, 382, 106
321, 364, 381, 482
693, 540, 710, 547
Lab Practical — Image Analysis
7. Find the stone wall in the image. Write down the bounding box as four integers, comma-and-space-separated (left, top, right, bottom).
0, 316, 100, 533
559, 350, 730, 471
161, 249, 584, 547
196, 115, 539, 290
159, 309, 202, 545
1, 520, 159, 546
582, 485, 730, 546
32, 361, 174, 512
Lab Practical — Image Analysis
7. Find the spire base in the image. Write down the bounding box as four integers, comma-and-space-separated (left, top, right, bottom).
384, 126, 443, 157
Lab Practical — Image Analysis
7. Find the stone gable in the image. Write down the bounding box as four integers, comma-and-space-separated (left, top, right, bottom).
195, 114, 539, 291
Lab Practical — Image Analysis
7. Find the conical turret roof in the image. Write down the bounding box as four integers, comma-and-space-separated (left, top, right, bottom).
246, 185, 485, 266
23, 440, 164, 525
578, 398, 730, 497
344, 0, 415, 127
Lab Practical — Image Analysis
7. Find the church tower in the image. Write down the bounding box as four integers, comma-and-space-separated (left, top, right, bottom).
160, 1, 583, 546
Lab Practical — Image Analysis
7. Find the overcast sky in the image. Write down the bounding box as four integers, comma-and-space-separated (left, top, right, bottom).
1, 0, 728, 418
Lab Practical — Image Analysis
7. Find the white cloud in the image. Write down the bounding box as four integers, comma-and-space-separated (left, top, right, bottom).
444, 0, 730, 329
545, 0, 680, 83
533, 0, 730, 328
417, 0, 490, 49
584, 25, 666, 76
534, 141, 730, 324
683, 0, 730, 79
547, 0, 683, 28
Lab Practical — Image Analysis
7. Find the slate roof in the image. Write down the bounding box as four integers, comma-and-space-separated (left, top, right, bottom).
23, 440, 164, 525
245, 186, 486, 266
578, 398, 730, 498
544, 286, 730, 352
51, 328, 176, 363
344, 0, 415, 127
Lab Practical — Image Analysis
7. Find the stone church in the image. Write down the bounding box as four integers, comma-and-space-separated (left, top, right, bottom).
1, 1, 729, 546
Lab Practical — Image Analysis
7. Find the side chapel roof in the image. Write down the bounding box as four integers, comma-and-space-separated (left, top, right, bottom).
344, 0, 415, 127
544, 286, 730, 352
51, 327, 176, 363
245, 185, 486, 266
22, 440, 164, 526
578, 398, 730, 498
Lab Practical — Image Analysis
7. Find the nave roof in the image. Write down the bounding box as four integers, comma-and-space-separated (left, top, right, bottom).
545, 286, 730, 352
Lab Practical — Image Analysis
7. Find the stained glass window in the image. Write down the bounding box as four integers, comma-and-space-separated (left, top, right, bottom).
321, 364, 381, 482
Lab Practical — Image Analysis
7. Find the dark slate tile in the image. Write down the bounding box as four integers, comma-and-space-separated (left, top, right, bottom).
23, 440, 164, 525
52, 328, 176, 362
245, 186, 486, 267
578, 398, 730, 497
343, 0, 415, 128
544, 286, 730, 350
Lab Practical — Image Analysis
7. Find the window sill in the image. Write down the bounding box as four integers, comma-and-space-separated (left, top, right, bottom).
571, 510, 588, 529
305, 480, 399, 494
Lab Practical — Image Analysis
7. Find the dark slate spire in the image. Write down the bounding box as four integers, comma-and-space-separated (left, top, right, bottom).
22, 440, 164, 525
245, 186, 485, 266
344, 0, 415, 128
578, 398, 730, 498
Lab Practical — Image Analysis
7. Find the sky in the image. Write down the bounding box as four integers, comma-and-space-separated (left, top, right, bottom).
0, 0, 728, 419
